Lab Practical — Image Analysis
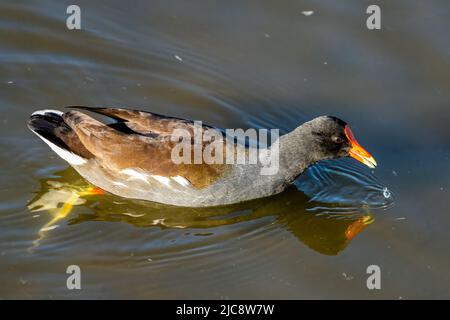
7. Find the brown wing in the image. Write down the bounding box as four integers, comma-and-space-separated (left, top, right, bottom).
63, 110, 230, 189
67, 106, 220, 137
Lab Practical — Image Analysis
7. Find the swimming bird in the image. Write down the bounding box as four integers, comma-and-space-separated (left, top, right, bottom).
27, 107, 376, 207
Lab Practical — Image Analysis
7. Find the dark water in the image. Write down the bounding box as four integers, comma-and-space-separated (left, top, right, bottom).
0, 0, 449, 299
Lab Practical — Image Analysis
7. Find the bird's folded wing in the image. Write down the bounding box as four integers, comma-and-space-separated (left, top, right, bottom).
68, 106, 218, 137
63, 110, 230, 189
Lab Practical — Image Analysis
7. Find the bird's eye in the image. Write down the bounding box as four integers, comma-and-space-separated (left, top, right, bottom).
332, 136, 343, 144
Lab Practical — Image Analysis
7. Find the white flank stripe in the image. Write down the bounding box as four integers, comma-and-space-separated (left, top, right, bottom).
172, 176, 190, 187
151, 175, 171, 186
120, 168, 149, 183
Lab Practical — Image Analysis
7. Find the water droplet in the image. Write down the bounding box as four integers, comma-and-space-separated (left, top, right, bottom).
383, 187, 391, 198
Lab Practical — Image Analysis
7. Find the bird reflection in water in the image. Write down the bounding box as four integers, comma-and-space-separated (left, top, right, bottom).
27, 167, 375, 255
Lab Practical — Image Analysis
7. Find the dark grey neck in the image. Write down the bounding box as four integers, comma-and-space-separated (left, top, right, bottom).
276, 122, 321, 184
226, 117, 335, 202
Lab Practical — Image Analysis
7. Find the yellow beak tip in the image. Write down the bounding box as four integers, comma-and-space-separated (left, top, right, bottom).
362, 157, 377, 169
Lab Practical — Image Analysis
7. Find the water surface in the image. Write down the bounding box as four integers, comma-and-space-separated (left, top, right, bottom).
0, 0, 449, 299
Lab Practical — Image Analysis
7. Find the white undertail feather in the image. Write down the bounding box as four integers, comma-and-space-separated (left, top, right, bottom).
31, 109, 64, 116
31, 131, 87, 165
119, 168, 150, 183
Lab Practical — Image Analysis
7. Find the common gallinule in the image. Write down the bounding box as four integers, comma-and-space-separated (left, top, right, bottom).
27, 107, 376, 207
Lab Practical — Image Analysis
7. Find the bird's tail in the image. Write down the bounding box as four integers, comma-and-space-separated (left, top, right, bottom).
27, 109, 88, 165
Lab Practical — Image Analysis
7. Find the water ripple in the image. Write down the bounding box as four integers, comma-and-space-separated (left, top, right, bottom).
296, 158, 394, 217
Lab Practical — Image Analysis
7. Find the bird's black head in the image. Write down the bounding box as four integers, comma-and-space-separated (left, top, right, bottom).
307, 116, 377, 168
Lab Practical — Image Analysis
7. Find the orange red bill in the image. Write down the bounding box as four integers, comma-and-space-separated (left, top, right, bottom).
344, 125, 377, 168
